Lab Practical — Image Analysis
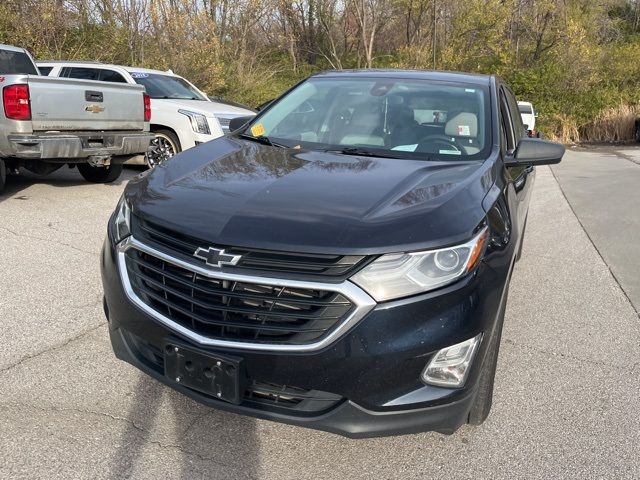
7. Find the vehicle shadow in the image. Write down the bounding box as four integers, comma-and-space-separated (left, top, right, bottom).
0, 167, 139, 204
110, 373, 260, 479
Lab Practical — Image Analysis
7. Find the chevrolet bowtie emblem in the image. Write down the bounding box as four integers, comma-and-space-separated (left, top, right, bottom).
85, 104, 105, 113
194, 246, 242, 268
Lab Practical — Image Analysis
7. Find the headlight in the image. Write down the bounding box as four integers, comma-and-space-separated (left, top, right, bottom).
113, 195, 131, 243
351, 227, 488, 301
215, 115, 231, 132
178, 109, 211, 135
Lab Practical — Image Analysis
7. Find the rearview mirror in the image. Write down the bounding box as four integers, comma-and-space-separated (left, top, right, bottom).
229, 115, 255, 132
506, 138, 564, 166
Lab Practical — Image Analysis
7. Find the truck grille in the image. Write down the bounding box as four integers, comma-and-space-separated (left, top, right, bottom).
132, 216, 368, 279
124, 247, 356, 345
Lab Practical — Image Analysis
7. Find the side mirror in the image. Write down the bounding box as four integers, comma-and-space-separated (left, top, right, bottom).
228, 115, 255, 132
506, 138, 564, 166
534, 112, 539, 118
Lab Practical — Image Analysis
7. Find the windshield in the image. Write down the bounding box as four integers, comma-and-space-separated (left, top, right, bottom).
131, 72, 207, 100
518, 104, 533, 114
0, 49, 38, 75
242, 76, 491, 160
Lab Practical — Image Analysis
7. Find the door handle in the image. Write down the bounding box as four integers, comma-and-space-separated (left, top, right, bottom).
85, 90, 104, 102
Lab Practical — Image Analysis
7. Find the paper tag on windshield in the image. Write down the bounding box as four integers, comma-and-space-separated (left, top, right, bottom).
457, 125, 470, 136
250, 123, 265, 137
439, 149, 462, 155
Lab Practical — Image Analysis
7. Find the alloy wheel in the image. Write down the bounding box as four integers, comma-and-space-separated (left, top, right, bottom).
146, 134, 177, 167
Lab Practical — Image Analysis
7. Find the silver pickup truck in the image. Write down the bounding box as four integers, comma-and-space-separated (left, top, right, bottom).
0, 44, 153, 193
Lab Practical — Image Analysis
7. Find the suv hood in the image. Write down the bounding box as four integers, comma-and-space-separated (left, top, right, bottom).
127, 137, 496, 254
157, 98, 254, 117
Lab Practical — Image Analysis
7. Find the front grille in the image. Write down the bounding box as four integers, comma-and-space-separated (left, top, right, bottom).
132, 216, 368, 279
125, 247, 356, 345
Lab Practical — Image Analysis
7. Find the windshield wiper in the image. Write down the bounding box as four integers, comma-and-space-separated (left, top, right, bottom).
324, 147, 402, 159
238, 133, 287, 148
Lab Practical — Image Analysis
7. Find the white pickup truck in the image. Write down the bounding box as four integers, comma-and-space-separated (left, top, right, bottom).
37, 61, 256, 166
0, 44, 153, 193
517, 101, 540, 137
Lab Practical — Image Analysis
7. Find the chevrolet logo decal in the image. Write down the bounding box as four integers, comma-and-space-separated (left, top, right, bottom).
194, 247, 242, 268
85, 104, 105, 113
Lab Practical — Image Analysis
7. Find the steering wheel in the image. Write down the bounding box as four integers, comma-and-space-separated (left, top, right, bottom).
417, 134, 466, 154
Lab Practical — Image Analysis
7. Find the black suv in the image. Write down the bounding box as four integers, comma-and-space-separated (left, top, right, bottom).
101, 70, 564, 437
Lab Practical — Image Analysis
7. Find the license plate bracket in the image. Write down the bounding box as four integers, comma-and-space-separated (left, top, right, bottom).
164, 343, 242, 404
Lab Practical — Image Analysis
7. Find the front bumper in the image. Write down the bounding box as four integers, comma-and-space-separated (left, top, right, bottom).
6, 131, 153, 160
109, 325, 475, 438
102, 235, 510, 438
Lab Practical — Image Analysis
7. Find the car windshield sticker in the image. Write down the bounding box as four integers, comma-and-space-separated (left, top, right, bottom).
391, 144, 418, 152
130, 72, 149, 78
457, 125, 471, 136
250, 123, 265, 137
439, 149, 462, 155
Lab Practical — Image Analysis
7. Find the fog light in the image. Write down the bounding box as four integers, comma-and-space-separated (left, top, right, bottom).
421, 334, 482, 388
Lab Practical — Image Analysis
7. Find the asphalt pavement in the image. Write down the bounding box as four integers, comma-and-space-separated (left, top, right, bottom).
0, 151, 638, 479
551, 146, 640, 312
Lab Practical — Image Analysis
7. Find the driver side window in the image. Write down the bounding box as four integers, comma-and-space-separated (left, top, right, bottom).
504, 88, 527, 142
499, 91, 515, 154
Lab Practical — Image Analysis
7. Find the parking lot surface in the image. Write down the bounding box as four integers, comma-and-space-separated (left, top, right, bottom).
552, 146, 640, 312
1, 151, 639, 479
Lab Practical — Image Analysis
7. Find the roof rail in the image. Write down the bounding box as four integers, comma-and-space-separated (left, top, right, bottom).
36, 60, 103, 64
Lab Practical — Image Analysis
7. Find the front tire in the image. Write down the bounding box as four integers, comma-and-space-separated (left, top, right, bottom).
467, 290, 508, 426
515, 218, 527, 262
146, 129, 181, 168
0, 159, 6, 194
77, 163, 123, 183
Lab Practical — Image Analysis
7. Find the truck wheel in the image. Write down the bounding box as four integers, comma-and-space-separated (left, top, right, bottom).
146, 130, 181, 168
467, 290, 507, 426
0, 159, 6, 194
77, 163, 123, 183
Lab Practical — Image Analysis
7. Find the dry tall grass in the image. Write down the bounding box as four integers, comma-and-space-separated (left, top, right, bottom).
580, 104, 640, 143
545, 114, 581, 144
544, 105, 639, 144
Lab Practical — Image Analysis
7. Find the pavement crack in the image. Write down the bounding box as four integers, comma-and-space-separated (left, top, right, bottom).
503, 337, 638, 369
609, 148, 640, 167
0, 401, 252, 474
0, 322, 106, 375
0, 225, 97, 256
180, 410, 215, 439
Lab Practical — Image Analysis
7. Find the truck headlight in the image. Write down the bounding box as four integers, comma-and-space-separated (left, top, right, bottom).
351, 227, 488, 301
422, 334, 482, 387
113, 196, 131, 243
178, 109, 211, 135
